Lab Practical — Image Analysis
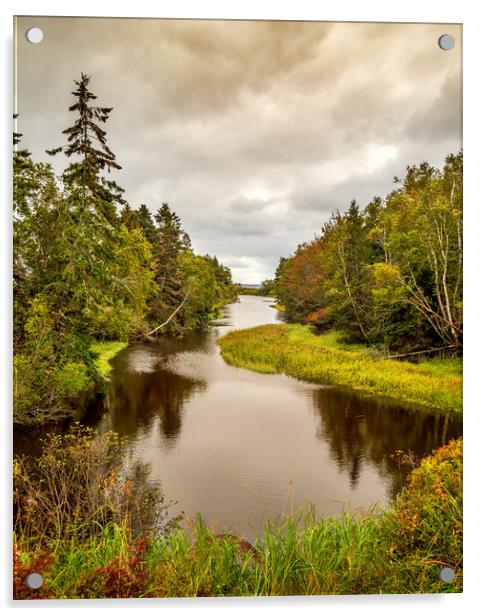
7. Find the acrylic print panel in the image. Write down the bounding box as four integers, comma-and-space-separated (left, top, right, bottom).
13, 16, 462, 599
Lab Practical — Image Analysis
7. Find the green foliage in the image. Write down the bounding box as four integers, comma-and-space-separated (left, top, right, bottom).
13, 355, 43, 419
14, 295, 97, 424
218, 324, 462, 412
144, 203, 236, 333
147, 202, 191, 331
46, 72, 125, 219
51, 362, 91, 399
275, 154, 463, 353
14, 439, 462, 598
135, 204, 157, 244
13, 76, 236, 424
175, 252, 238, 329
259, 279, 276, 296
111, 225, 158, 336
178, 252, 217, 327
389, 438, 462, 575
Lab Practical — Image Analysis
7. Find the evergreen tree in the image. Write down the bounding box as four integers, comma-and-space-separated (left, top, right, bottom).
13, 114, 36, 217
119, 203, 137, 230
153, 203, 191, 300
47, 72, 124, 225
154, 203, 191, 258
43, 74, 127, 337
13, 118, 37, 348
12, 75, 237, 423
135, 204, 157, 245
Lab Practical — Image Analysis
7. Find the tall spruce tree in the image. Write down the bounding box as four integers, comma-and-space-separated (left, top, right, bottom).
44, 74, 126, 335
149, 203, 192, 327
135, 204, 157, 245
47, 72, 124, 225
154, 203, 191, 258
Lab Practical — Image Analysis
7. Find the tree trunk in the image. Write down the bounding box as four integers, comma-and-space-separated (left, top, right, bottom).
144, 294, 190, 338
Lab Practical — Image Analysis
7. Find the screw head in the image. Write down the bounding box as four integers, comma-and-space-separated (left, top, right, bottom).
438, 34, 455, 51
24, 572, 43, 590
25, 27, 44, 44
439, 566, 455, 583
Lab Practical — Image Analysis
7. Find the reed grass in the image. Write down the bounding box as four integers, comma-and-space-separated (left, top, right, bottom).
90, 341, 127, 378
14, 439, 462, 598
218, 325, 462, 413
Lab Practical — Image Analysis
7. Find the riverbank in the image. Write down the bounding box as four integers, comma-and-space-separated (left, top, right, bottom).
218, 324, 462, 413
90, 341, 128, 378
14, 438, 462, 598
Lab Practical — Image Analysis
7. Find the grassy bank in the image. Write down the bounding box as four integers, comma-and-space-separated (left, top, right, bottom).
14, 438, 462, 598
90, 341, 128, 378
218, 325, 462, 413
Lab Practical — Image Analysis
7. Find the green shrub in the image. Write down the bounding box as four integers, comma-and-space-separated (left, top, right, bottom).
14, 425, 180, 547
390, 438, 462, 565
51, 361, 91, 399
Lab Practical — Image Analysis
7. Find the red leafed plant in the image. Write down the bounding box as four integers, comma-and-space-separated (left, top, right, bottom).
75, 537, 151, 599
13, 547, 54, 600
304, 307, 330, 327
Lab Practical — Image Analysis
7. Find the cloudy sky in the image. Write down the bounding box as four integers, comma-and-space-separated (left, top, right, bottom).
15, 17, 461, 283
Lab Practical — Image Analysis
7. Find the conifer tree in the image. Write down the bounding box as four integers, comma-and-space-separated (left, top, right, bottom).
149, 203, 192, 327
119, 203, 137, 230
154, 203, 191, 258
47, 72, 124, 225
13, 114, 35, 216
13, 76, 237, 424
44, 74, 125, 335
135, 204, 157, 245
13, 115, 36, 347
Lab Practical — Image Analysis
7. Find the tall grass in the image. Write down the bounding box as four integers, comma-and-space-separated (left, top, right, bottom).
90, 341, 127, 378
218, 324, 462, 413
14, 425, 179, 550
14, 438, 462, 598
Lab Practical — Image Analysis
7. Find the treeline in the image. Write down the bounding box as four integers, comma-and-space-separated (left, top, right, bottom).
13, 73, 237, 425
274, 153, 462, 354
237, 280, 276, 296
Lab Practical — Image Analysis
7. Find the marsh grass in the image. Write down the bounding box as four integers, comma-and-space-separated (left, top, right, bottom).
218, 325, 462, 413
14, 439, 462, 598
90, 341, 127, 378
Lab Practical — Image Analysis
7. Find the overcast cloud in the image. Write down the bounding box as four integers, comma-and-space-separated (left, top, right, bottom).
15, 18, 462, 283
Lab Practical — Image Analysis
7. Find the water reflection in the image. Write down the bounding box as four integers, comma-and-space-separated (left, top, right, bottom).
102, 344, 207, 446
14, 296, 462, 539
96, 297, 461, 538
310, 387, 461, 497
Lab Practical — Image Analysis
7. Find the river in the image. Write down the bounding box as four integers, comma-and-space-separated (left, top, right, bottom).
15, 295, 462, 541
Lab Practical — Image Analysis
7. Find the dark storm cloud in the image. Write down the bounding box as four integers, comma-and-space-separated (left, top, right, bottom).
15, 17, 462, 283
406, 70, 462, 142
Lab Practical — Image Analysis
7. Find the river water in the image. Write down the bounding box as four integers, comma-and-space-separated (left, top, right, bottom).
15, 295, 462, 541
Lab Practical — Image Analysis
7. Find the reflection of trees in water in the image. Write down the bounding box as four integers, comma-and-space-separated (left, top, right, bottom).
105, 354, 206, 444
14, 338, 210, 458
155, 329, 212, 356
311, 388, 462, 498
